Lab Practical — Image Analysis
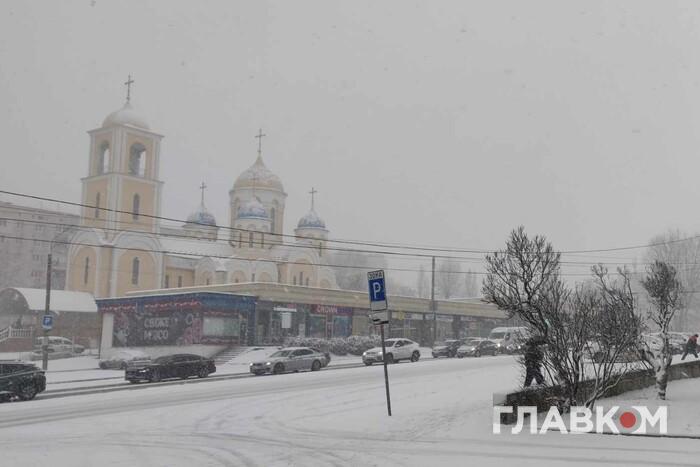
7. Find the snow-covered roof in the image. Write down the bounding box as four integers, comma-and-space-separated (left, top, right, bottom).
185, 202, 218, 227
160, 236, 234, 260
102, 102, 150, 130
233, 155, 284, 192
1, 288, 97, 314
297, 208, 326, 230
237, 197, 270, 220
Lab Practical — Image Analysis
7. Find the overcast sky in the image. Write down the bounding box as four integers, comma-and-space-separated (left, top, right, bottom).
2, 1, 700, 283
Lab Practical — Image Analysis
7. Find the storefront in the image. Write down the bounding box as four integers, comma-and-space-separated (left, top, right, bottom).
98, 292, 256, 349
306, 305, 354, 339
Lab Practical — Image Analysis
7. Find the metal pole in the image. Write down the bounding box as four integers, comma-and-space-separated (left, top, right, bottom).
42, 253, 52, 371
431, 256, 436, 345
380, 323, 392, 416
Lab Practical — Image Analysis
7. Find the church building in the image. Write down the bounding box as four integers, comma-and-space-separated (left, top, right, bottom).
65, 87, 338, 299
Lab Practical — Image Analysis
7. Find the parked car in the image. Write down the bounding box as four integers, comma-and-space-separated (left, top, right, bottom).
432, 339, 464, 358
249, 347, 328, 375
125, 354, 215, 383
488, 327, 529, 354
309, 347, 331, 367
456, 339, 499, 357
0, 361, 46, 401
34, 336, 85, 354
99, 349, 151, 370
362, 338, 420, 365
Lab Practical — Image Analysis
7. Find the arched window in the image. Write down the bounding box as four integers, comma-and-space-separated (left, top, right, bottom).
270, 207, 276, 233
132, 194, 140, 220
83, 257, 90, 285
293, 276, 297, 285
206, 278, 210, 285
299, 271, 304, 285
129, 143, 146, 176
305, 277, 309, 286
248, 231, 254, 248
97, 142, 110, 174
94, 193, 101, 219
164, 275, 170, 288
251, 273, 256, 282
131, 257, 140, 285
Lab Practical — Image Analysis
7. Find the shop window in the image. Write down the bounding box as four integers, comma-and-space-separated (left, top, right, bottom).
203, 317, 240, 337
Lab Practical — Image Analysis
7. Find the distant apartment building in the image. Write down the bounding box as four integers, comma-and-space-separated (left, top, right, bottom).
0, 201, 79, 290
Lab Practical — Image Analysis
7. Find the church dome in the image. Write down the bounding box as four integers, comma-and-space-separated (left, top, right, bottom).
297, 208, 326, 230
238, 197, 270, 220
186, 203, 217, 227
102, 102, 150, 130
233, 155, 284, 192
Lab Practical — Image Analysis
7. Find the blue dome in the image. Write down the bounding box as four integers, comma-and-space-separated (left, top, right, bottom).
297, 209, 326, 229
186, 203, 217, 227
238, 197, 269, 220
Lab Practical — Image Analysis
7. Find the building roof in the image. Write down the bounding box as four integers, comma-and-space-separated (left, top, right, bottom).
233, 155, 284, 192
102, 102, 150, 130
0, 288, 97, 314
297, 208, 326, 230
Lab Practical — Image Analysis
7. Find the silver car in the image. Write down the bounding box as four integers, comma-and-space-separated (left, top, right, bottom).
249, 347, 328, 375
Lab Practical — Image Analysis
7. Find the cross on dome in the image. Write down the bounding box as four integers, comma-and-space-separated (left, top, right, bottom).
124, 74, 134, 103
199, 182, 207, 204
255, 128, 266, 157
309, 187, 318, 210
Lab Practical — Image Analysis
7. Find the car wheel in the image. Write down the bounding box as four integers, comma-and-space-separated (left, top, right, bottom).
150, 370, 161, 383
385, 353, 394, 364
19, 383, 37, 401
411, 351, 420, 362
198, 367, 209, 378
364, 362, 373, 366
457, 354, 464, 359
492, 350, 498, 356
311, 360, 321, 371
99, 362, 107, 369
120, 362, 128, 370
273, 363, 285, 375
475, 350, 481, 358
128, 380, 139, 384
432, 355, 439, 358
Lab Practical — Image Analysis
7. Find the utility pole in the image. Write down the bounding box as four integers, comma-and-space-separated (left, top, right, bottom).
431, 256, 436, 345
42, 253, 52, 371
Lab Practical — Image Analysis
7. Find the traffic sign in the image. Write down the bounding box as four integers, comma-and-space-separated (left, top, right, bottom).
367, 270, 389, 324
41, 314, 53, 331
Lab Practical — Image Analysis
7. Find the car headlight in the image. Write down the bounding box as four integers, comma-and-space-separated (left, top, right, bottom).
249, 363, 253, 366
265, 362, 272, 365
362, 352, 367, 356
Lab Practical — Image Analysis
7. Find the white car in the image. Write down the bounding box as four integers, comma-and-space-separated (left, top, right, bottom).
34, 336, 84, 354
99, 349, 151, 370
362, 338, 421, 365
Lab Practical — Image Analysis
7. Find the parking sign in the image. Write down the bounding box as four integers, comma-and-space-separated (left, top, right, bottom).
367, 270, 389, 324
42, 314, 53, 331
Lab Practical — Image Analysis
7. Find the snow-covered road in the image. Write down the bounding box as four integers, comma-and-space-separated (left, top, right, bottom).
1, 355, 699, 467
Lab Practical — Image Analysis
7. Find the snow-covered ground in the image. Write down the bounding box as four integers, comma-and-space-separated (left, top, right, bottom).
2, 355, 699, 466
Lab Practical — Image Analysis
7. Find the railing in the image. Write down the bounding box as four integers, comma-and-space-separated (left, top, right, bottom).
0, 326, 34, 343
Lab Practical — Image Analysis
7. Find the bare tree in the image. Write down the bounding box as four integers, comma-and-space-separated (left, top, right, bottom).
463, 269, 480, 297
484, 227, 644, 408
435, 258, 463, 299
646, 230, 700, 330
416, 265, 429, 298
641, 260, 683, 400
330, 251, 388, 291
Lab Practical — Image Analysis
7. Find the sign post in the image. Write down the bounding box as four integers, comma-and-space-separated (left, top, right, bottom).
368, 270, 391, 416
42, 253, 53, 371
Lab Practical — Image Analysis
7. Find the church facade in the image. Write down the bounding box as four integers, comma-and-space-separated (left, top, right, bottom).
65, 97, 338, 299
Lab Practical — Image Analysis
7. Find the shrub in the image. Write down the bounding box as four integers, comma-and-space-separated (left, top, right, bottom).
283, 335, 382, 356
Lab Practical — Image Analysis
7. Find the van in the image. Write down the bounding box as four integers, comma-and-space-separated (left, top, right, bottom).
487, 327, 529, 353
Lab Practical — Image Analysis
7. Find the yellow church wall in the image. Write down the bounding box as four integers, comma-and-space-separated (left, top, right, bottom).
258, 272, 273, 282
118, 179, 155, 231
164, 267, 194, 289
115, 252, 157, 297
82, 177, 109, 229
67, 247, 97, 294
98, 247, 114, 297
230, 270, 248, 283
288, 260, 315, 286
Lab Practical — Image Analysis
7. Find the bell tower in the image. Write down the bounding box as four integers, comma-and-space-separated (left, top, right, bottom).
81, 76, 163, 236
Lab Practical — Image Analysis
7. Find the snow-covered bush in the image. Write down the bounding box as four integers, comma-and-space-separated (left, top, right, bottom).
283, 335, 382, 355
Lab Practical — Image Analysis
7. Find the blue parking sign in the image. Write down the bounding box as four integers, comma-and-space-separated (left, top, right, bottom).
367, 270, 388, 320
42, 314, 53, 331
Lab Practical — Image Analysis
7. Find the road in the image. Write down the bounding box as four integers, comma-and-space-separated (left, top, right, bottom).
1, 356, 699, 467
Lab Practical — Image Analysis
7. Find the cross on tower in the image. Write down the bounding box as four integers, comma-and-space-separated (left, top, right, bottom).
309, 187, 318, 210
199, 182, 207, 204
255, 128, 266, 156
124, 74, 135, 103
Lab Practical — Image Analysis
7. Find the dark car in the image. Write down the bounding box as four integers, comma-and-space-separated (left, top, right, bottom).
125, 354, 216, 383
432, 339, 464, 358
0, 361, 46, 401
456, 339, 499, 358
